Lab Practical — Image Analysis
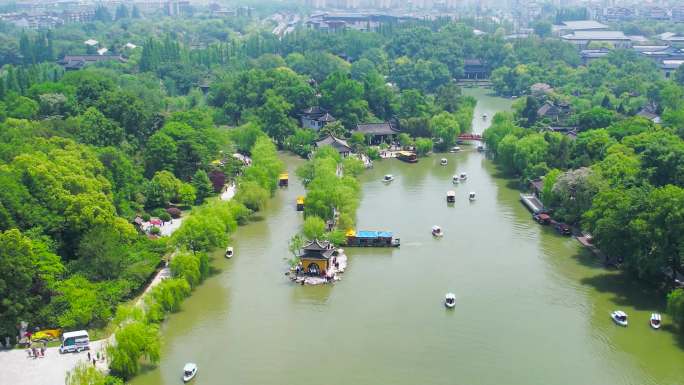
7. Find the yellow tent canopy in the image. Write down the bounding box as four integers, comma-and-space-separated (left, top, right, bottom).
278, 173, 289, 180
345, 229, 356, 237
296, 196, 305, 205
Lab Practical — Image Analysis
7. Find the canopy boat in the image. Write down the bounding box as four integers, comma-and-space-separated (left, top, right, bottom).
278, 172, 289, 187
459, 172, 467, 180
450, 146, 461, 153
383, 174, 394, 183
225, 246, 233, 259
432, 225, 443, 237
183, 363, 198, 382
477, 145, 484, 152
650, 313, 661, 329
611, 310, 628, 327
396, 151, 418, 163
346, 229, 400, 247
446, 190, 456, 203
469, 192, 476, 201
440, 158, 448, 166
444, 293, 456, 308
296, 196, 305, 211
482, 113, 488, 120
452, 175, 460, 184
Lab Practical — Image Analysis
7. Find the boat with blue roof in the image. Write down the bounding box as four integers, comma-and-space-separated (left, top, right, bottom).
345, 229, 400, 247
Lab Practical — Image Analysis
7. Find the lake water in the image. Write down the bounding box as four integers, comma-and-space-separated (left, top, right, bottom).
131, 88, 684, 385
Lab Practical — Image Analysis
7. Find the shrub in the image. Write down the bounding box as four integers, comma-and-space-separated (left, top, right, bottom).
166, 207, 182, 219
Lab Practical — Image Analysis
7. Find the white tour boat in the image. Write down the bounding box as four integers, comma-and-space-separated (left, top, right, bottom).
432, 225, 443, 237
611, 310, 628, 327
450, 146, 461, 153
225, 246, 233, 259
446, 190, 456, 203
452, 175, 460, 184
383, 174, 394, 183
469, 192, 476, 201
482, 113, 488, 120
183, 363, 198, 382
650, 313, 661, 329
459, 172, 467, 180
440, 158, 448, 166
445, 293, 456, 308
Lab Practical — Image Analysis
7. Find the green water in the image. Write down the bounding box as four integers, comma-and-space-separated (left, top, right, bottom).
131, 88, 684, 385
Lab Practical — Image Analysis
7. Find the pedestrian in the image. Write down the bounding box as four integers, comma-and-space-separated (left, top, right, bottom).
40, 346, 45, 357
92, 358, 96, 366
87, 351, 91, 361
96, 351, 100, 361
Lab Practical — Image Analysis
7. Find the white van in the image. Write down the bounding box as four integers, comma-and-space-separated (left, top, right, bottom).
59, 330, 90, 353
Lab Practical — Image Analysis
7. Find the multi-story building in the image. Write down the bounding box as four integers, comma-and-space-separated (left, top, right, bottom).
672, 6, 684, 22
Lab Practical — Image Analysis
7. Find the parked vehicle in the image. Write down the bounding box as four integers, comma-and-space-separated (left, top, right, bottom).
59, 330, 89, 353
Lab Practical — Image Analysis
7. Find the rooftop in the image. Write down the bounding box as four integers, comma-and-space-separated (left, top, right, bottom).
559, 20, 608, 31
355, 122, 398, 135
562, 31, 630, 40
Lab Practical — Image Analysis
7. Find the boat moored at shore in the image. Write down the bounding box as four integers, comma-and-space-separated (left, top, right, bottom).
224, 246, 233, 259
396, 151, 418, 163
611, 310, 628, 327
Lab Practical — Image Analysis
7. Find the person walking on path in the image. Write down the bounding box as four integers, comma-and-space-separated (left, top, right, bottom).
87, 351, 91, 361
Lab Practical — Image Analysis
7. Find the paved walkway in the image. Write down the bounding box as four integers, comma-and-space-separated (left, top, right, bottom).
220, 183, 236, 201
0, 340, 106, 385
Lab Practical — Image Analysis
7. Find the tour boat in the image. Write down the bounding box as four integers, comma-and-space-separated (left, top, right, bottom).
450, 146, 461, 153
469, 192, 476, 201
477, 145, 484, 152
446, 190, 456, 203
482, 113, 488, 120
650, 313, 661, 329
444, 293, 456, 308
183, 363, 198, 382
460, 172, 467, 180
383, 174, 394, 183
225, 246, 233, 259
611, 310, 628, 327
440, 158, 448, 166
432, 225, 443, 237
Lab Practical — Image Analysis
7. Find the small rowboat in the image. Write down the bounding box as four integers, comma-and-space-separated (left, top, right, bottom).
611, 310, 628, 327
445, 293, 456, 308
650, 313, 661, 329
183, 363, 198, 382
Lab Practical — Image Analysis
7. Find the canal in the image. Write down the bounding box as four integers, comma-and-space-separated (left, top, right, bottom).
131, 88, 684, 385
